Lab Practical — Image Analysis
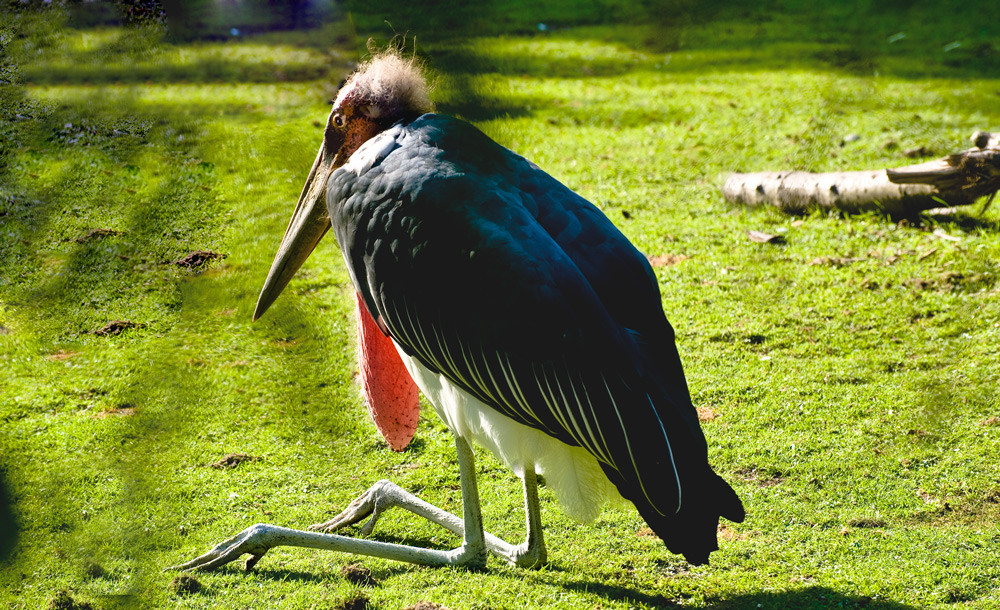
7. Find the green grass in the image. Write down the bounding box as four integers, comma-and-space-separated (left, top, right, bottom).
2, 2, 1000, 608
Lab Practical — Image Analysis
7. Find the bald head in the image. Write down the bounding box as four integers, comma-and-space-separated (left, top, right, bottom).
335, 51, 434, 126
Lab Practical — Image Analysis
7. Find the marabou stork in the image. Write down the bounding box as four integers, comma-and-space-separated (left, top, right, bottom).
175, 51, 743, 572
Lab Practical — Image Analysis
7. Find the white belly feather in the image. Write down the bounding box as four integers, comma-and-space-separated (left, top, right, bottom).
395, 342, 623, 522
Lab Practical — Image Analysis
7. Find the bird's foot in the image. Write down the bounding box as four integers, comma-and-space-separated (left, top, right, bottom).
170, 521, 489, 570
506, 540, 547, 569
307, 477, 547, 569
168, 523, 276, 572
308, 479, 412, 536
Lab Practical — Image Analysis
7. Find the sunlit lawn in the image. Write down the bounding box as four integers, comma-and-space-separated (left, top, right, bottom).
2, 3, 999, 608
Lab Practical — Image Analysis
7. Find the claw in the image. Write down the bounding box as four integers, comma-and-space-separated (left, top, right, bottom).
309, 480, 396, 534
358, 512, 379, 536
245, 552, 265, 571
168, 524, 276, 572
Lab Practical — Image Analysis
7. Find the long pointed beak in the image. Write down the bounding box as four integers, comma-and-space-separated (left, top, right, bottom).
253, 142, 334, 321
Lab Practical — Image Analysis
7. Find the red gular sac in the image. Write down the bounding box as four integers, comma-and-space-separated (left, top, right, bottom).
354, 291, 420, 450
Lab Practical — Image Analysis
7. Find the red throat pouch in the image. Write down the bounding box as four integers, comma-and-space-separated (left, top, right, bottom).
355, 292, 420, 451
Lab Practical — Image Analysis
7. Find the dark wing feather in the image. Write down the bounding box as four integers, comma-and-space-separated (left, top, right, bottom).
327, 114, 743, 563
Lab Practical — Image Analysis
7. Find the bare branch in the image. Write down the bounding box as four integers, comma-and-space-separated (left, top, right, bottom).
723, 131, 1000, 215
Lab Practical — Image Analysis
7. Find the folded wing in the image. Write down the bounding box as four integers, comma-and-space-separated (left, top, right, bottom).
327, 114, 743, 564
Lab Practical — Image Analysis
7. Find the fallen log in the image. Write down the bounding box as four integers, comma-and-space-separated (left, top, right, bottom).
722, 131, 1000, 216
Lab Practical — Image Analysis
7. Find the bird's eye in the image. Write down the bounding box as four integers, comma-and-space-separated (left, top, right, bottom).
333, 114, 345, 127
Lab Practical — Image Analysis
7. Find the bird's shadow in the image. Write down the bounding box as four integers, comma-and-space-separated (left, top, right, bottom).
561, 580, 920, 609
204, 552, 920, 609
253, 562, 417, 582
192, 557, 417, 587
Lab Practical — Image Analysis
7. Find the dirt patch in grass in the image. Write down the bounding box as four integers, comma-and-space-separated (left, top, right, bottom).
341, 563, 379, 587
708, 332, 767, 345
47, 589, 94, 610
170, 574, 203, 595
172, 249, 226, 269
717, 523, 749, 541
735, 466, 785, 487
91, 320, 144, 336
93, 404, 137, 419
403, 603, 452, 610
211, 453, 261, 469
332, 592, 369, 610
647, 253, 689, 267
696, 405, 718, 422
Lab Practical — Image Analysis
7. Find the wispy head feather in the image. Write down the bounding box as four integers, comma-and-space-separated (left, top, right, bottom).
336, 48, 434, 122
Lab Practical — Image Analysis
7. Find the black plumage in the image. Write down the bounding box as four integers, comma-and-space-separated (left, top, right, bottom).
327, 113, 744, 564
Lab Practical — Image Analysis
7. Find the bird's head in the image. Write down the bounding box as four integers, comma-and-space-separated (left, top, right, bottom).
254, 51, 433, 320
327, 53, 433, 163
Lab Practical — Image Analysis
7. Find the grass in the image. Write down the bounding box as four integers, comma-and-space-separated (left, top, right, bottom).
2, 1, 999, 608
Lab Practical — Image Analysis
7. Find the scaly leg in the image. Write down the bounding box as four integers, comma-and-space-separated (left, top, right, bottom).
170, 436, 488, 571
511, 466, 547, 568
311, 453, 547, 568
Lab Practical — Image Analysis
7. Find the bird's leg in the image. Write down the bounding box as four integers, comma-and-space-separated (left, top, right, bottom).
308, 436, 481, 539
453, 435, 487, 567
308, 436, 486, 568
311, 453, 547, 569
169, 436, 488, 571
508, 465, 547, 568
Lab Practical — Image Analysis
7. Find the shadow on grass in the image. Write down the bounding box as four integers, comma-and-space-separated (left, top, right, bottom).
12, 0, 1000, 114
429, 44, 533, 122
347, 0, 1000, 82
205, 557, 920, 609
204, 560, 421, 587
2, 4, 359, 578
18, 0, 994, 127
0, 470, 15, 564
922, 209, 1000, 233
563, 580, 918, 609
0, 93, 219, 337
810, 207, 1000, 233
13, 0, 998, 130
19, 44, 338, 86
